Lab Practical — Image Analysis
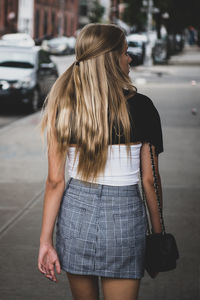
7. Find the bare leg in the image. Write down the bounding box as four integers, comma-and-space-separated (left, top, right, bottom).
66, 272, 100, 300
101, 277, 140, 300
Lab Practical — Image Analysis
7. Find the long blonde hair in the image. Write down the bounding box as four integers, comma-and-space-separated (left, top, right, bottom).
41, 23, 136, 181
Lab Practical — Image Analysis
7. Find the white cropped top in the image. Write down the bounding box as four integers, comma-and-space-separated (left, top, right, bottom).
67, 143, 142, 186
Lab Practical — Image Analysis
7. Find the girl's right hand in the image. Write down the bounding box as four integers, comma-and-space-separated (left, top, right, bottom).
38, 243, 61, 282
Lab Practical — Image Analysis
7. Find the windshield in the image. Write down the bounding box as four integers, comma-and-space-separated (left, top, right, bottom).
48, 37, 68, 46
0, 48, 35, 68
128, 41, 143, 48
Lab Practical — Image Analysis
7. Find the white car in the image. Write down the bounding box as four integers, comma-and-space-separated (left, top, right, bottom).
41, 36, 76, 55
1, 33, 35, 47
127, 34, 147, 65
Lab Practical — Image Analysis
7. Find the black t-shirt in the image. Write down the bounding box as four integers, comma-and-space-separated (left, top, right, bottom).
112, 92, 164, 156
70, 92, 164, 156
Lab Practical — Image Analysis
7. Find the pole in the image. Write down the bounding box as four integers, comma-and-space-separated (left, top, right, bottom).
58, 0, 65, 36
145, 0, 153, 66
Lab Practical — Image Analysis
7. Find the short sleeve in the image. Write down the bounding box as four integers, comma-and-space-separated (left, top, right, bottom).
143, 98, 164, 155
128, 93, 164, 155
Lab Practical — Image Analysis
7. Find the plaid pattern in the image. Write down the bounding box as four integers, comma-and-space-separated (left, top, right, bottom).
56, 178, 147, 279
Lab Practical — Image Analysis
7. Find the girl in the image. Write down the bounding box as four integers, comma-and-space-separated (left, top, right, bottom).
38, 23, 163, 300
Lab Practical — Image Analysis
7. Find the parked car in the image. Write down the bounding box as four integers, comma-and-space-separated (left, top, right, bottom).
41, 36, 76, 55
127, 34, 147, 66
67, 36, 76, 54
167, 34, 185, 57
0, 44, 58, 112
1, 33, 35, 47
152, 39, 168, 64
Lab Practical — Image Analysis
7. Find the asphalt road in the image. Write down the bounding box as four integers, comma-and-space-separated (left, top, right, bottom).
0, 104, 27, 128
0, 55, 74, 128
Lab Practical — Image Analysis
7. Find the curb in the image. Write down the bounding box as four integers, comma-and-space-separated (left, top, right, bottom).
168, 60, 200, 66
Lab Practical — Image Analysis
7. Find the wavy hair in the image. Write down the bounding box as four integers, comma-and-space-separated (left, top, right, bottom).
41, 23, 136, 181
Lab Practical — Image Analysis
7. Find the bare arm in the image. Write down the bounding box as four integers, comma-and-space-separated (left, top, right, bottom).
140, 143, 163, 233
38, 133, 66, 282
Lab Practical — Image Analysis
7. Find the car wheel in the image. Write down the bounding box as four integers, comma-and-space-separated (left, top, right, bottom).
29, 88, 41, 113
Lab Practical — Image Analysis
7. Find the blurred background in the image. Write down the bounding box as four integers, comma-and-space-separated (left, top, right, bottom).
0, 1, 200, 300
0, 0, 200, 117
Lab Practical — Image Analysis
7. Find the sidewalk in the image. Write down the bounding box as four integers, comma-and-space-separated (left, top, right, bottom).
129, 45, 200, 88
169, 44, 200, 65
0, 113, 76, 299
133, 44, 200, 75
0, 46, 200, 300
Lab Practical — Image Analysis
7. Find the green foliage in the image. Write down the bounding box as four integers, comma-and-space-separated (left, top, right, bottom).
89, 0, 105, 23
123, 0, 146, 31
122, 0, 200, 33
167, 0, 200, 32
153, 0, 169, 12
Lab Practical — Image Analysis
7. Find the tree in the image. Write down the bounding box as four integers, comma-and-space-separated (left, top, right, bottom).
123, 0, 200, 34
89, 1, 105, 23
123, 0, 146, 32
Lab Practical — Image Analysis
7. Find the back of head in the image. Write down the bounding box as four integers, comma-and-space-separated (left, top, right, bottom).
41, 23, 136, 181
76, 23, 125, 61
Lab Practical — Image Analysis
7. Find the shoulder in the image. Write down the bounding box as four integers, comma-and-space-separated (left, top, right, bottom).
128, 92, 155, 107
127, 92, 159, 118
127, 92, 164, 155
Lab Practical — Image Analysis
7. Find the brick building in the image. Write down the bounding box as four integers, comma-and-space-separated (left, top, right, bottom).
0, 0, 19, 35
34, 0, 79, 40
0, 0, 79, 38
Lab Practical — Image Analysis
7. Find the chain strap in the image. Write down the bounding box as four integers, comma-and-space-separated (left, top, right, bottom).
140, 166, 151, 234
140, 143, 166, 234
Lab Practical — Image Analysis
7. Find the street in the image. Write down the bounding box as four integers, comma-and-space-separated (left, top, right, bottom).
0, 46, 200, 300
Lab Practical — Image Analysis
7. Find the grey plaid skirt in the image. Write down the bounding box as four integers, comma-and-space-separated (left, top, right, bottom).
56, 178, 147, 279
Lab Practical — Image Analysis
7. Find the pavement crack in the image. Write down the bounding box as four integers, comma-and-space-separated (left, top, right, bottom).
0, 189, 43, 239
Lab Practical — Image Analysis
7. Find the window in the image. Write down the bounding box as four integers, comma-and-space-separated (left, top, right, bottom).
71, 17, 74, 36
51, 11, 55, 26
64, 16, 67, 35
35, 9, 40, 39
51, 10, 55, 35
38, 50, 51, 65
44, 11, 48, 36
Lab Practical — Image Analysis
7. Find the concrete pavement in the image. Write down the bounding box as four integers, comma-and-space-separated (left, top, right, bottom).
0, 45, 200, 300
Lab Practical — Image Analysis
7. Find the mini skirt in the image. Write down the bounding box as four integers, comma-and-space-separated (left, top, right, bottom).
56, 178, 147, 279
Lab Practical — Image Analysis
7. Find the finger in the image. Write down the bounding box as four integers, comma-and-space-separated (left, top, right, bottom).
45, 272, 53, 280
49, 264, 57, 282
55, 259, 61, 274
46, 276, 53, 282
38, 262, 46, 274
45, 269, 51, 276
45, 274, 54, 282
50, 270, 57, 282
45, 272, 57, 283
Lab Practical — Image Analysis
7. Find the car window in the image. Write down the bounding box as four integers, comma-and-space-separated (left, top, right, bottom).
128, 41, 142, 47
38, 49, 52, 65
0, 47, 35, 68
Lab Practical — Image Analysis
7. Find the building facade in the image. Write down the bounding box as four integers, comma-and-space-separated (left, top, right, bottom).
0, 0, 79, 38
0, 0, 19, 35
18, 0, 34, 36
34, 0, 79, 40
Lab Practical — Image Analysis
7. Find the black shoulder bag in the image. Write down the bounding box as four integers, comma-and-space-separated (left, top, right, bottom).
140, 143, 179, 278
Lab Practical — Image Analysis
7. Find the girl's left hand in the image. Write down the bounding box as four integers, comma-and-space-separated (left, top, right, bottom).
38, 244, 61, 282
